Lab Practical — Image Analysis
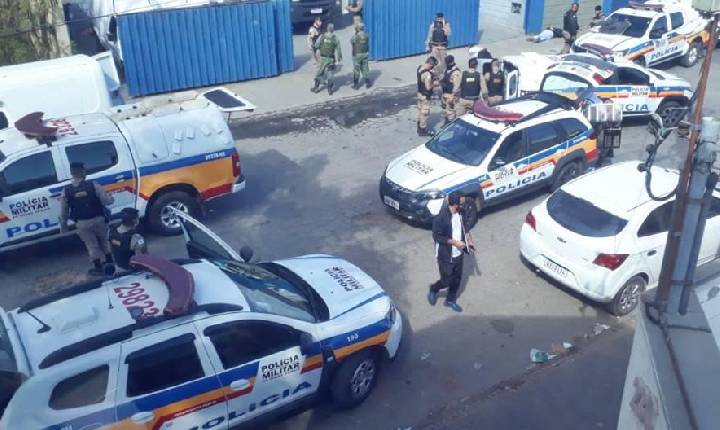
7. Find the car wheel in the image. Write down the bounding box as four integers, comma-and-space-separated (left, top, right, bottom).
681, 41, 701, 67
331, 349, 380, 408
463, 196, 480, 229
551, 160, 582, 191
148, 191, 200, 236
657, 100, 686, 127
608, 275, 646, 316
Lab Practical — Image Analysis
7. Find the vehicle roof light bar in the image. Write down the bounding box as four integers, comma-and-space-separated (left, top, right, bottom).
472, 101, 524, 123
14, 112, 57, 145
129, 255, 195, 316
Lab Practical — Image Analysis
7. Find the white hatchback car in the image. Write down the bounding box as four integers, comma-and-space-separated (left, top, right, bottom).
520, 162, 720, 315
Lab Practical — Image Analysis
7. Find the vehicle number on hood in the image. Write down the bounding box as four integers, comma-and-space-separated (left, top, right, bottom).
324, 267, 364, 292
113, 282, 161, 318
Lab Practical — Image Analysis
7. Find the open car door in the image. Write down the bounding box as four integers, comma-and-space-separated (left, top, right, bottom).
170, 208, 248, 262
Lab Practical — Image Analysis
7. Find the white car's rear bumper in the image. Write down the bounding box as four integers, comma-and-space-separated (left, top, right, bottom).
519, 223, 618, 303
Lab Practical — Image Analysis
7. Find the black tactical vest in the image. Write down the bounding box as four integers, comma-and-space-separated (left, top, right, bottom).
417, 66, 434, 98
110, 227, 135, 269
460, 70, 481, 99
65, 180, 104, 221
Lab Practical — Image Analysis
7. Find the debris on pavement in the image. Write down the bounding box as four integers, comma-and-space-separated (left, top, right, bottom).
530, 348, 557, 364
420, 352, 431, 361
563, 341, 574, 350
592, 323, 611, 335
473, 362, 483, 370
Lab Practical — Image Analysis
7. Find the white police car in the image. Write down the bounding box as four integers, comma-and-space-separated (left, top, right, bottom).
0, 211, 402, 430
539, 54, 693, 126
572, 0, 710, 68
379, 93, 598, 225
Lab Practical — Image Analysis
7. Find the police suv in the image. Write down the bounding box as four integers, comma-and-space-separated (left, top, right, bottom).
0, 210, 402, 430
539, 54, 693, 126
572, 0, 710, 68
379, 93, 598, 225
0, 101, 245, 252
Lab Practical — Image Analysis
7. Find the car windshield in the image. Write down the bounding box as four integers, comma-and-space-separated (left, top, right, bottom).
425, 119, 500, 166
541, 73, 591, 98
599, 13, 651, 38
212, 260, 316, 322
547, 190, 628, 237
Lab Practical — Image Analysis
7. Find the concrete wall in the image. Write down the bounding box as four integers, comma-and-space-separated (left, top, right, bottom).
543, 0, 598, 30
483, 0, 526, 31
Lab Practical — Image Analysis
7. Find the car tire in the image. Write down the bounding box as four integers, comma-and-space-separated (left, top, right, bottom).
681, 41, 701, 67
551, 160, 582, 192
148, 191, 200, 236
331, 349, 380, 409
657, 100, 686, 127
463, 197, 480, 229
608, 275, 646, 316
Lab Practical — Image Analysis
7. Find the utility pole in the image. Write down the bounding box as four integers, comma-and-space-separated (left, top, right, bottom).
655, 15, 719, 315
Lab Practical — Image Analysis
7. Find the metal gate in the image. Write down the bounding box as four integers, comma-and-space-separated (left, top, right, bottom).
365, 0, 480, 61
119, 0, 294, 97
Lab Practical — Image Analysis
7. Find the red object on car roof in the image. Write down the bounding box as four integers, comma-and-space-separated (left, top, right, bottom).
472, 100, 524, 122
130, 254, 196, 316
14, 112, 58, 138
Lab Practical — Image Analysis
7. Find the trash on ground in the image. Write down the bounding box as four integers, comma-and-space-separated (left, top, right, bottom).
530, 348, 556, 364
562, 341, 574, 350
473, 362, 483, 370
592, 323, 611, 335
420, 352, 431, 361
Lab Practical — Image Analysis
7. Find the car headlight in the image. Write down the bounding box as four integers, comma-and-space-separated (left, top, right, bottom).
385, 302, 397, 325
416, 189, 445, 201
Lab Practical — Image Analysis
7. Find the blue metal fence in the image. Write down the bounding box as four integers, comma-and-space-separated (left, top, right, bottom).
603, 0, 630, 13
365, 0, 480, 61
119, 1, 294, 97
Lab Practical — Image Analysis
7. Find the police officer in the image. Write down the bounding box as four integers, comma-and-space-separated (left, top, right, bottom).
484, 59, 505, 106
110, 208, 148, 271
351, 23, 371, 89
346, 0, 364, 29
426, 12, 451, 75
440, 55, 462, 125
590, 5, 606, 27
417, 56, 438, 136
307, 17, 323, 64
456, 58, 487, 117
59, 162, 114, 276
562, 2, 580, 54
312, 23, 343, 95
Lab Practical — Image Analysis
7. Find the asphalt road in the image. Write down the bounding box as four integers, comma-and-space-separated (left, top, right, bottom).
1, 54, 718, 430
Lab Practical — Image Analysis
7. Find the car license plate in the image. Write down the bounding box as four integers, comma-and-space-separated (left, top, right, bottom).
383, 196, 400, 210
311, 8, 322, 14
544, 258, 569, 279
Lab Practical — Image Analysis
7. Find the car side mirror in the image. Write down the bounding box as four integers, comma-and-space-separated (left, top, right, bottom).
649, 29, 663, 39
240, 246, 254, 263
491, 158, 506, 170
299, 332, 315, 354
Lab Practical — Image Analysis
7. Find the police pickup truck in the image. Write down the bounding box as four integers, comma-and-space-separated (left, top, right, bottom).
572, 0, 711, 68
0, 210, 402, 430
0, 101, 245, 251
380, 93, 598, 225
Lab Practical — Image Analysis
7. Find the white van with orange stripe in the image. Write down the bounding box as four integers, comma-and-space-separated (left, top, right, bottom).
0, 211, 402, 430
0, 101, 245, 252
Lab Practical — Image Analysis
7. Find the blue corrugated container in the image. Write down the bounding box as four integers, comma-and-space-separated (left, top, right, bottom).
119, 1, 294, 97
365, 0, 480, 61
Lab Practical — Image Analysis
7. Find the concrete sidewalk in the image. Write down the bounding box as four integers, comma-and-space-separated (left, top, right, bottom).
175, 23, 566, 117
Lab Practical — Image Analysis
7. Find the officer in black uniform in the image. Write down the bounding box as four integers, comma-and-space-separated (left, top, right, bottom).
59, 162, 115, 276
484, 59, 505, 106
110, 208, 148, 271
456, 58, 487, 117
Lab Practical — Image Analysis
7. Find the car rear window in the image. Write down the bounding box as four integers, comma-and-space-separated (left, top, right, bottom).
547, 190, 627, 237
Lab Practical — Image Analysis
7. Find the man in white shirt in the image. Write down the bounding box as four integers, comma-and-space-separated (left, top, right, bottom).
428, 193, 474, 312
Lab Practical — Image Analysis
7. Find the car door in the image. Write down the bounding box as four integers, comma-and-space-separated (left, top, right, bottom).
0, 148, 63, 248
115, 326, 228, 430
59, 137, 137, 218
195, 315, 323, 427
504, 65, 520, 100
525, 122, 565, 183
172, 208, 244, 261
484, 130, 528, 202
614, 66, 652, 115
647, 15, 672, 65
637, 201, 674, 284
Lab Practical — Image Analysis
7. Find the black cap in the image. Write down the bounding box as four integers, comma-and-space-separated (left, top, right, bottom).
448, 192, 462, 206
469, 58, 479, 68
120, 207, 140, 223
436, 12, 444, 18
427, 56, 438, 66
595, 5, 602, 11
445, 55, 455, 66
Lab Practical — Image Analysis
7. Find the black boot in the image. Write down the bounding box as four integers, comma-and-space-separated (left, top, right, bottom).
353, 77, 360, 90
418, 127, 434, 137
365, 78, 372, 89
327, 81, 334, 95
88, 259, 103, 276
311, 79, 320, 93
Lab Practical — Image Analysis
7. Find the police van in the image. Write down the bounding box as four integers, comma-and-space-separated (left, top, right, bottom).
572, 0, 711, 68
0, 101, 245, 252
379, 93, 597, 225
0, 210, 402, 430
539, 54, 693, 126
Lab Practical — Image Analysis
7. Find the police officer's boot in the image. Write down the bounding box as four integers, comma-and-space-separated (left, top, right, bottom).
365, 78, 372, 89
311, 79, 320, 93
352, 77, 360, 90
88, 259, 104, 276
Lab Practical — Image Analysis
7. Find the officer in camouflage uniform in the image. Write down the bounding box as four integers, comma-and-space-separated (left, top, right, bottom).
312, 23, 343, 95
351, 23, 371, 89
440, 55, 462, 125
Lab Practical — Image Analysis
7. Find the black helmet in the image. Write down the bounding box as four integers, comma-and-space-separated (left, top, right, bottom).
427, 56, 438, 66
446, 55, 455, 66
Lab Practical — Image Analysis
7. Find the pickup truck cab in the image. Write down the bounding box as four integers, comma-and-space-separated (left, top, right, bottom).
0, 101, 244, 251
572, 0, 711, 67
